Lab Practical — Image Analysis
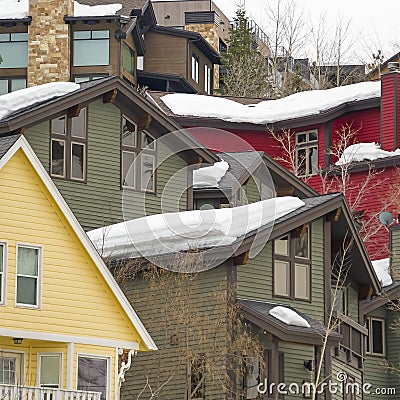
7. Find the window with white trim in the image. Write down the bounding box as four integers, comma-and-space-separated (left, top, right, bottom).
295, 130, 318, 177
366, 317, 386, 356
191, 54, 199, 83
16, 245, 41, 307
121, 116, 156, 192
204, 64, 211, 94
39, 354, 62, 388
77, 356, 108, 400
0, 243, 5, 305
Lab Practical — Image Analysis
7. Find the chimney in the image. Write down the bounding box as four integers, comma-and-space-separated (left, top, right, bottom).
380, 63, 400, 151
27, 0, 73, 86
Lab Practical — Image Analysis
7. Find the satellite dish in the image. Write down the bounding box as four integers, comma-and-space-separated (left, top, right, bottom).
379, 211, 394, 227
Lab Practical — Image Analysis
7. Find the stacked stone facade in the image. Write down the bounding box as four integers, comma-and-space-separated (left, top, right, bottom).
28, 0, 73, 86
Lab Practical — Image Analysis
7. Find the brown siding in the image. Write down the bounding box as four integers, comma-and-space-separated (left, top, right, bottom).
188, 41, 213, 94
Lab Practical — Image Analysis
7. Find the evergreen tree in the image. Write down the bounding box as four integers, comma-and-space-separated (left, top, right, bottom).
221, 8, 273, 98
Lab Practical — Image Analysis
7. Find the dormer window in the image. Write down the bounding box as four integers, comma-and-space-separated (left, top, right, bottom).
50, 109, 87, 181
73, 30, 110, 66
0, 33, 28, 69
295, 130, 318, 177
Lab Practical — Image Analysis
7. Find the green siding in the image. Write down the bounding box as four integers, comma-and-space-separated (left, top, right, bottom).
347, 286, 359, 322
121, 264, 229, 400
331, 358, 362, 400
237, 219, 325, 321
25, 100, 188, 231
387, 308, 400, 393
244, 176, 261, 204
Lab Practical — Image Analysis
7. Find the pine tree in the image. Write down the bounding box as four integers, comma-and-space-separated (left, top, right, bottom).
221, 8, 273, 98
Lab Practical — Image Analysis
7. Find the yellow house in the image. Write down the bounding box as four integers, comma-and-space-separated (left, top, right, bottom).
0, 134, 156, 400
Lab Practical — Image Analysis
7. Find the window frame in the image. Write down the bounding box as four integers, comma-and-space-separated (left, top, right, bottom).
72, 30, 110, 67
191, 54, 199, 83
0, 32, 28, 69
365, 317, 386, 356
273, 226, 312, 301
121, 115, 157, 193
0, 351, 25, 385
37, 353, 63, 389
73, 74, 109, 83
122, 42, 136, 77
204, 64, 211, 94
50, 109, 88, 182
76, 354, 110, 400
295, 130, 318, 178
0, 241, 7, 306
15, 243, 43, 309
0, 77, 27, 95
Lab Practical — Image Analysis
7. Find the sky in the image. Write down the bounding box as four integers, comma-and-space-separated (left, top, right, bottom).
154, 0, 400, 64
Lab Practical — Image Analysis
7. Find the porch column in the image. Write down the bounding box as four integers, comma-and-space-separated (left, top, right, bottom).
67, 342, 74, 390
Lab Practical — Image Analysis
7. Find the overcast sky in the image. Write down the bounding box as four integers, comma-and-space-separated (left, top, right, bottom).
154, 0, 400, 63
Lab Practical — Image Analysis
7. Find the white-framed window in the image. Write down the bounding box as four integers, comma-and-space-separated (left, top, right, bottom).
191, 54, 199, 83
295, 130, 318, 177
15, 244, 42, 308
38, 353, 62, 389
204, 65, 211, 94
366, 317, 386, 356
0, 242, 7, 305
0, 351, 24, 385
77, 355, 109, 400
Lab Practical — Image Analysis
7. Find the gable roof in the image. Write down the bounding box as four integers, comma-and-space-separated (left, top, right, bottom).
0, 135, 157, 351
0, 77, 218, 165
77, 0, 150, 16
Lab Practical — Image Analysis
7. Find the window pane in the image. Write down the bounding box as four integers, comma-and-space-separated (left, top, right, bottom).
11, 33, 28, 41
0, 80, 8, 95
274, 260, 289, 296
274, 236, 288, 255
122, 151, 135, 188
0, 358, 16, 384
122, 117, 137, 147
122, 43, 135, 76
78, 357, 108, 400
74, 77, 90, 83
11, 78, 26, 92
244, 357, 259, 399
51, 139, 65, 177
0, 41, 28, 68
141, 154, 155, 191
51, 116, 66, 135
296, 133, 306, 143
0, 244, 3, 273
142, 131, 155, 149
0, 34, 9, 41
295, 263, 310, 300
92, 30, 109, 39
17, 247, 38, 276
372, 320, 384, 354
71, 143, 85, 180
71, 108, 87, 138
294, 230, 308, 258
308, 131, 318, 141
309, 146, 318, 175
40, 355, 60, 387
16, 276, 37, 305
296, 148, 306, 176
74, 31, 91, 39
73, 39, 109, 66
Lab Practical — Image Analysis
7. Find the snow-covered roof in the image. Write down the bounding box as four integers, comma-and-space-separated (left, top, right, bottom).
88, 196, 305, 261
193, 160, 229, 188
160, 81, 381, 125
0, 0, 122, 19
336, 142, 400, 165
269, 306, 310, 328
0, 82, 80, 121
372, 258, 393, 287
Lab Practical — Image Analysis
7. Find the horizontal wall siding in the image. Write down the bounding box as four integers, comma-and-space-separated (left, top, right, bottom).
386, 308, 400, 393
244, 176, 261, 204
347, 286, 359, 322
121, 264, 229, 400
331, 358, 362, 400
25, 100, 188, 231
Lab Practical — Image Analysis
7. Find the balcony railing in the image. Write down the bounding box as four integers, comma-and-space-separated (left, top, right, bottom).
0, 384, 101, 400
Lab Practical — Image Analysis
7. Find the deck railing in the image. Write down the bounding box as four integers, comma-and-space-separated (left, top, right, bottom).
0, 384, 101, 400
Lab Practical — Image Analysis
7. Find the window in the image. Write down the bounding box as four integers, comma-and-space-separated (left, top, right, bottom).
0, 33, 28, 69
343, 375, 357, 400
191, 54, 199, 83
73, 30, 109, 66
121, 116, 156, 192
295, 130, 318, 177
50, 108, 87, 181
204, 65, 211, 94
188, 355, 205, 400
0, 77, 26, 95
74, 75, 108, 84
122, 43, 136, 76
243, 357, 260, 399
0, 243, 5, 305
77, 356, 108, 400
274, 226, 311, 300
0, 352, 23, 385
366, 318, 386, 356
39, 354, 62, 388
332, 287, 348, 315
16, 245, 41, 307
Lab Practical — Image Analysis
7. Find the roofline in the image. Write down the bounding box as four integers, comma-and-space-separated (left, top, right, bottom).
137, 70, 197, 93
0, 16, 32, 25
367, 52, 400, 77
0, 77, 218, 164
0, 136, 157, 351
64, 15, 122, 23
360, 282, 400, 317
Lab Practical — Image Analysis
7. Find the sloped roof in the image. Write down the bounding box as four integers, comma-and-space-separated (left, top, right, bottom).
78, 0, 149, 16
0, 133, 20, 159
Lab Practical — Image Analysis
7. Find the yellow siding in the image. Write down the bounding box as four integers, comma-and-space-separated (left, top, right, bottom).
0, 149, 142, 346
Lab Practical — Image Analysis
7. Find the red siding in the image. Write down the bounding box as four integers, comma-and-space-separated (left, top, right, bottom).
381, 73, 396, 151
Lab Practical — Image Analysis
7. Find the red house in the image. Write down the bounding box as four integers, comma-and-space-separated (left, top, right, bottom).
148, 68, 400, 260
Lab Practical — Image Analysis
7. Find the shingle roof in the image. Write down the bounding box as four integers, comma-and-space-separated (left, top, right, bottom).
78, 0, 149, 15
0, 134, 21, 159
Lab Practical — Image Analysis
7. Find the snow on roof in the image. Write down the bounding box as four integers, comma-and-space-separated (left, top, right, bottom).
193, 160, 229, 188
88, 196, 305, 260
160, 81, 381, 125
0, 0, 29, 19
372, 258, 393, 287
0, 82, 80, 121
0, 0, 122, 19
269, 306, 310, 328
74, 1, 122, 16
336, 142, 400, 165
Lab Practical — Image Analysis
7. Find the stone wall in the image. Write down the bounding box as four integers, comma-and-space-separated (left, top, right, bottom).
28, 0, 73, 86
